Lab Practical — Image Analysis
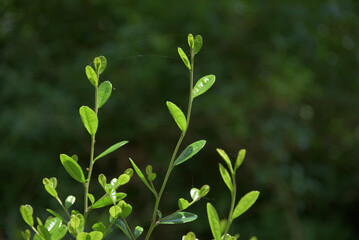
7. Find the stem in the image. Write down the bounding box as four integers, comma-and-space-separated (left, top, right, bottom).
84, 77, 99, 223
56, 197, 71, 219
222, 173, 237, 237
144, 49, 195, 240
123, 218, 136, 240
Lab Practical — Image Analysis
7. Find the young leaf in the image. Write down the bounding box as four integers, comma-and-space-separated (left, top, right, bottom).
94, 57, 101, 73
207, 203, 221, 240
98, 81, 112, 109
98, 56, 107, 74
178, 198, 190, 210
193, 74, 215, 98
79, 106, 98, 136
174, 140, 206, 166
116, 174, 131, 187
20, 205, 34, 227
88, 194, 95, 204
109, 206, 122, 219
129, 158, 157, 196
145, 165, 156, 181
92, 222, 106, 234
188, 34, 194, 49
182, 232, 197, 240
134, 226, 144, 239
68, 215, 80, 236
216, 148, 233, 173
21, 229, 31, 240
118, 200, 132, 218
37, 224, 51, 240
190, 188, 200, 201
178, 47, 191, 70
85, 65, 98, 87
42, 178, 58, 198
65, 195, 76, 209
166, 101, 187, 132
232, 191, 260, 220
159, 212, 198, 224
44, 217, 67, 239
94, 141, 128, 162
235, 149, 246, 171
91, 193, 127, 209
193, 35, 203, 55
60, 154, 85, 183
199, 185, 210, 198
219, 163, 233, 193
90, 231, 104, 240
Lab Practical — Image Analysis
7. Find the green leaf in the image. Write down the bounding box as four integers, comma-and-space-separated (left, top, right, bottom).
89, 231, 103, 240
182, 232, 197, 240
118, 200, 132, 218
190, 188, 200, 201
193, 35, 203, 55
129, 158, 157, 196
166, 101, 187, 132
249, 237, 258, 240
68, 215, 81, 236
159, 212, 198, 224
178, 198, 189, 210
146, 165, 156, 181
98, 56, 107, 74
21, 229, 31, 240
178, 47, 191, 70
199, 185, 210, 197
46, 209, 66, 222
88, 194, 95, 204
115, 219, 131, 239
44, 217, 67, 240
108, 189, 117, 204
219, 163, 233, 193
94, 57, 101, 73
125, 168, 134, 178
37, 224, 51, 240
91, 193, 127, 209
157, 210, 162, 219
98, 174, 107, 189
235, 149, 246, 171
192, 74, 215, 98
207, 203, 221, 240
42, 178, 58, 198
94, 141, 128, 162
92, 222, 106, 234
134, 226, 144, 239
232, 191, 260, 220
116, 174, 131, 187
20, 205, 33, 227
216, 148, 233, 173
65, 195, 76, 209
79, 106, 98, 136
97, 81, 112, 109
109, 206, 122, 219
85, 65, 98, 87
60, 154, 85, 183
188, 34, 194, 49
174, 140, 206, 166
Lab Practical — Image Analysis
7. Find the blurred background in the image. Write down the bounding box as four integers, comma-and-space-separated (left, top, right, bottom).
1, 0, 359, 239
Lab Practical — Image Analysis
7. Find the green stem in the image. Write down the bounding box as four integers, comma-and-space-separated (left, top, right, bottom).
56, 197, 71, 219
144, 49, 195, 240
222, 173, 237, 237
123, 218, 136, 240
84, 78, 99, 224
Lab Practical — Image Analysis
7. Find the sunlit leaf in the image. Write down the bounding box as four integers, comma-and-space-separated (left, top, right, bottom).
98, 174, 107, 189
79, 106, 98, 136
91, 193, 126, 209
182, 232, 197, 240
42, 178, 58, 198
178, 47, 191, 70
129, 158, 157, 196
190, 188, 200, 201
188, 34, 194, 49
65, 195, 76, 209
44, 217, 67, 240
109, 206, 122, 219
92, 222, 106, 234
192, 74, 215, 98
46, 209, 66, 222
235, 149, 246, 171
134, 226, 144, 239
199, 185, 210, 198
60, 154, 85, 183
98, 56, 107, 74
94, 141, 128, 162
216, 148, 233, 173
207, 203, 221, 240
88, 194, 95, 205
159, 212, 197, 224
118, 200, 132, 218
166, 101, 187, 132
219, 163, 233, 193
232, 191, 260, 220
193, 35, 203, 55
116, 174, 130, 187
174, 140, 206, 166
85, 65, 98, 87
20, 205, 33, 227
97, 81, 112, 109
21, 229, 30, 240
37, 224, 50, 240
178, 198, 189, 210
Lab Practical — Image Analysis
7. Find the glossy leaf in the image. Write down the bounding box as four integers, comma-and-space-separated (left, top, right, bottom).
98, 56, 107, 74
60, 154, 85, 183
129, 158, 157, 196
166, 101, 187, 132
91, 193, 126, 209
108, 189, 116, 204
118, 200, 132, 218
207, 203, 221, 240
217, 148, 233, 173
46, 209, 66, 222
232, 191, 260, 220
199, 185, 210, 197
42, 178, 58, 198
159, 212, 198, 224
235, 149, 246, 171
178, 47, 191, 70
97, 81, 112, 109
20, 205, 34, 227
192, 74, 215, 98
134, 226, 144, 239
188, 34, 194, 49
182, 232, 197, 240
178, 198, 189, 210
174, 140, 206, 166
85, 65, 98, 87
109, 206, 122, 219
79, 106, 98, 136
190, 188, 200, 201
44, 217, 67, 240
116, 174, 131, 187
65, 195, 76, 209
219, 163, 233, 193
94, 141, 128, 162
193, 35, 203, 55
37, 224, 51, 240
21, 229, 30, 240
92, 222, 106, 234
98, 174, 107, 189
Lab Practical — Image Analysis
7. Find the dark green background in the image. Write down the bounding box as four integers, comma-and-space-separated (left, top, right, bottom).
1, 0, 358, 239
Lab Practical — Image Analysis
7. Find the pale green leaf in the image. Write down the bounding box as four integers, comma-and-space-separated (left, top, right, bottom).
207, 203, 221, 240
199, 185, 210, 198
91, 193, 126, 209
21, 229, 31, 240
193, 35, 203, 55
235, 149, 246, 171
190, 188, 200, 201
178, 198, 190, 210
97, 81, 112, 109
85, 65, 98, 87
166, 101, 187, 132
94, 141, 128, 162
134, 226, 143, 239
159, 212, 197, 224
118, 200, 132, 218
188, 34, 194, 49
182, 232, 197, 240
129, 158, 157, 196
65, 195, 76, 209
79, 106, 98, 136
98, 56, 107, 74
20, 205, 34, 227
174, 140, 206, 166
219, 163, 233, 193
60, 154, 85, 183
193, 74, 215, 98
109, 206, 122, 219
216, 148, 233, 173
178, 47, 191, 70
92, 222, 106, 234
232, 191, 260, 220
